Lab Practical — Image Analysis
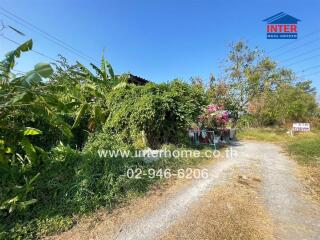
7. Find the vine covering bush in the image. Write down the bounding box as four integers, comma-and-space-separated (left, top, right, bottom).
102, 81, 207, 149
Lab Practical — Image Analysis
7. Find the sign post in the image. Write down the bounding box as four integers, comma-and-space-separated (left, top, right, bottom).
292, 123, 310, 132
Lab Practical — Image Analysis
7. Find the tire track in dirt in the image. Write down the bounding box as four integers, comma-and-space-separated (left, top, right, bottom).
259, 143, 320, 240
112, 144, 247, 240
110, 142, 320, 240
56, 142, 320, 240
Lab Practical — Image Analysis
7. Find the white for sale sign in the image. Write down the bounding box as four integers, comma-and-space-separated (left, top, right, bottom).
293, 123, 310, 132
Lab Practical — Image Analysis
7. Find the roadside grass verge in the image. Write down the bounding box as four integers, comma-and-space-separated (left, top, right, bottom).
0, 144, 219, 240
286, 137, 320, 164
238, 128, 320, 204
238, 127, 319, 144
286, 136, 320, 203
237, 128, 288, 142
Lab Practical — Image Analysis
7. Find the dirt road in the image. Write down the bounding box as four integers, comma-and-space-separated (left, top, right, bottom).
260, 143, 320, 239
55, 142, 320, 240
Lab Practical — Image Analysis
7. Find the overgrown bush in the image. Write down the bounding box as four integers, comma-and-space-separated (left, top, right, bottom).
248, 83, 318, 126
104, 80, 207, 148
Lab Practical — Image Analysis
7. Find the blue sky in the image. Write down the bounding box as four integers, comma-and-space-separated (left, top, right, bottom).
0, 0, 319, 94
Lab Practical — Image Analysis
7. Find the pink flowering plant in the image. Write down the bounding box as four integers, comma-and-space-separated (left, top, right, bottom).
197, 104, 229, 128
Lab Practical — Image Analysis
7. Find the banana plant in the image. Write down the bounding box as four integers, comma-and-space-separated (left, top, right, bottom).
0, 39, 32, 85
75, 51, 116, 87
0, 40, 72, 214
69, 52, 118, 131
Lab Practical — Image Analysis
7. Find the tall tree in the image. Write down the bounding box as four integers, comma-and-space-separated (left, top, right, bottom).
224, 41, 260, 113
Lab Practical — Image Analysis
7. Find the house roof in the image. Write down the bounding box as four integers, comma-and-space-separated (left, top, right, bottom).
263, 12, 301, 24
127, 74, 149, 85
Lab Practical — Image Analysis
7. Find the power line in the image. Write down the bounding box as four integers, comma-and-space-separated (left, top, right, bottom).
0, 6, 96, 63
266, 39, 320, 71
298, 70, 320, 78
295, 64, 320, 74
272, 37, 320, 58
262, 32, 320, 78
265, 29, 320, 55
260, 30, 320, 74
0, 34, 57, 61
286, 54, 320, 67
279, 45, 320, 63
0, 6, 99, 64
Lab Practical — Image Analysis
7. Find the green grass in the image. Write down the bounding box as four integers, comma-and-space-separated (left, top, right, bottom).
286, 137, 320, 164
238, 128, 320, 145
237, 128, 288, 142
0, 143, 218, 240
285, 133, 320, 203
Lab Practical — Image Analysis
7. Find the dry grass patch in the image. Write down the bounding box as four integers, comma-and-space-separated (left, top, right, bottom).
300, 164, 320, 204
159, 181, 274, 240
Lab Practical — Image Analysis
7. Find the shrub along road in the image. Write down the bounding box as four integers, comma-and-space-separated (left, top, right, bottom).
54, 141, 320, 240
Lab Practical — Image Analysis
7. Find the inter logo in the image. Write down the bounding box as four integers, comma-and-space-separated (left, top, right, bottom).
263, 12, 301, 39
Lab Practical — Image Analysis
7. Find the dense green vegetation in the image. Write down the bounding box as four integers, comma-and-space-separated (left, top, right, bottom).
104, 80, 206, 149
0, 40, 207, 239
1, 142, 216, 239
0, 39, 319, 239
209, 42, 319, 127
